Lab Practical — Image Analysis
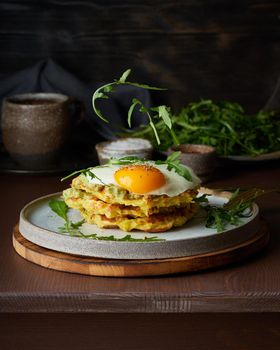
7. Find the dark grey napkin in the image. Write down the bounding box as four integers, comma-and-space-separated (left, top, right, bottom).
0, 59, 151, 142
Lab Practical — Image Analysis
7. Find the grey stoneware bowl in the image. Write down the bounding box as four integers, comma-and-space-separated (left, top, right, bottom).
168, 144, 217, 182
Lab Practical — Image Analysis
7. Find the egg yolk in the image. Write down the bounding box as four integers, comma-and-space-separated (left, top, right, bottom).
114, 165, 166, 194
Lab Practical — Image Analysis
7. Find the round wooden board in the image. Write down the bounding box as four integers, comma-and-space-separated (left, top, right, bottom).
13, 222, 269, 277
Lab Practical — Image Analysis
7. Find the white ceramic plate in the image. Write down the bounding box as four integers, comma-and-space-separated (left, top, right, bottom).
19, 192, 260, 260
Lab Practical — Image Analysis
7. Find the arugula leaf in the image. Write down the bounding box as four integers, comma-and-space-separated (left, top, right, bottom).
194, 194, 209, 203
61, 167, 105, 184
147, 112, 161, 145
119, 69, 131, 83
103, 85, 114, 93
108, 156, 146, 165
70, 219, 86, 229
156, 151, 193, 181
124, 82, 167, 91
49, 199, 68, 221
92, 82, 115, 123
153, 105, 172, 129
72, 233, 165, 242
127, 98, 142, 128
165, 151, 181, 163
49, 199, 85, 236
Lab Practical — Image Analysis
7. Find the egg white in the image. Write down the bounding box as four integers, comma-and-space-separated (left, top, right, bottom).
85, 162, 201, 196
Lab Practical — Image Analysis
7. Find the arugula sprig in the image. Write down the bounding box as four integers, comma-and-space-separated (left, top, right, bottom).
204, 200, 253, 232
108, 156, 145, 165
200, 187, 276, 232
61, 167, 105, 183
156, 151, 193, 182
108, 152, 193, 182
92, 69, 179, 146
48, 198, 164, 242
49, 199, 85, 236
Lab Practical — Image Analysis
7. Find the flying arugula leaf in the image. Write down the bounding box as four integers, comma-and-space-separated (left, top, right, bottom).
127, 98, 142, 128
95, 92, 109, 99
126, 97, 161, 144
119, 68, 131, 83
92, 82, 115, 123
153, 105, 172, 129
124, 82, 167, 91
103, 85, 114, 93
148, 114, 161, 145
92, 69, 177, 145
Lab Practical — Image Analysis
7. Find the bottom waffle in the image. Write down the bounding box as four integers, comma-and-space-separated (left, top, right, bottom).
80, 203, 199, 232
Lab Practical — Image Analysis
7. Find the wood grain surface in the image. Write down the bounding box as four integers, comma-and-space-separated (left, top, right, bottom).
1, 313, 280, 350
0, 1, 280, 111
12, 222, 269, 277
0, 162, 280, 313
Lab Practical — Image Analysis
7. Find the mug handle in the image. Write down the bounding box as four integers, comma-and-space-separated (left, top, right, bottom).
68, 97, 85, 125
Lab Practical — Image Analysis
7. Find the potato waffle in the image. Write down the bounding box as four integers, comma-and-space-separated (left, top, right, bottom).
63, 173, 199, 232
79, 204, 198, 232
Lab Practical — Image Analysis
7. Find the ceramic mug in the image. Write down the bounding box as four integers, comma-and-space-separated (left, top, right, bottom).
1, 93, 84, 169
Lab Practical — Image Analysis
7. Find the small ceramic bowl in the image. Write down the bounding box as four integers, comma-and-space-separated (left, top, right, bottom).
168, 144, 217, 182
95, 138, 153, 164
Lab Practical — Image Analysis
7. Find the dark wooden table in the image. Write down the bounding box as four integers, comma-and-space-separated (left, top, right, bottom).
1, 162, 280, 349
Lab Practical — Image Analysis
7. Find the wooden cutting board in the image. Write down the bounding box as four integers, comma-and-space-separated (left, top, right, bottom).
13, 222, 269, 277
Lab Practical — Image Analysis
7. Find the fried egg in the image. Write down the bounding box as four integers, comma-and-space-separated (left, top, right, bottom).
85, 162, 200, 196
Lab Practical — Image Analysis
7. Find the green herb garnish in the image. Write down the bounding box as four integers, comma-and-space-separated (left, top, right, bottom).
194, 193, 210, 203
61, 167, 105, 183
48, 198, 164, 242
156, 151, 193, 181
69, 233, 165, 242
201, 187, 276, 232
108, 156, 146, 165
49, 199, 85, 236
108, 152, 193, 181
92, 69, 179, 146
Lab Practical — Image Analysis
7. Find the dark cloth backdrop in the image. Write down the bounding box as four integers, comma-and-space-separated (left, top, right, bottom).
0, 59, 151, 145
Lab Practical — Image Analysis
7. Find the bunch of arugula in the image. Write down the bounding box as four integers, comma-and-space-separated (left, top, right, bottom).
126, 99, 280, 155
92, 69, 179, 147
